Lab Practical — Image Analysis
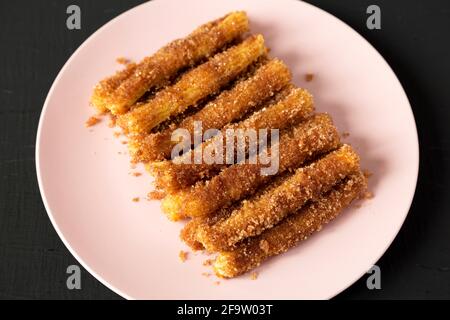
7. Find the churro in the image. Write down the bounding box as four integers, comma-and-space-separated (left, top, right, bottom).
197, 144, 360, 251
151, 86, 314, 193
91, 11, 249, 114
128, 58, 292, 162
162, 113, 340, 220
117, 35, 267, 134
89, 11, 371, 278
180, 173, 291, 251
213, 172, 368, 278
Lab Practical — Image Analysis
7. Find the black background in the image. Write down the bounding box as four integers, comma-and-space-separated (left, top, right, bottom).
0, 0, 449, 300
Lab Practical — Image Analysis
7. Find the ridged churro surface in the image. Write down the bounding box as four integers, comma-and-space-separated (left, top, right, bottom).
117, 35, 266, 134
197, 144, 360, 251
91, 11, 249, 114
128, 58, 292, 162
214, 172, 368, 278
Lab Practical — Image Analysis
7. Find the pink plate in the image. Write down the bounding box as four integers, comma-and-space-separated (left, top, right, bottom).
36, 0, 419, 299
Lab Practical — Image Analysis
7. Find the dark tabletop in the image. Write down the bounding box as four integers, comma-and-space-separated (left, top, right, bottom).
0, 0, 449, 300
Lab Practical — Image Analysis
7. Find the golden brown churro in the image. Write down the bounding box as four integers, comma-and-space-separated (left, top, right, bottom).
91, 11, 249, 114
213, 172, 368, 278
197, 144, 360, 251
117, 35, 267, 134
162, 113, 340, 220
128, 59, 292, 162
180, 173, 291, 251
150, 87, 314, 193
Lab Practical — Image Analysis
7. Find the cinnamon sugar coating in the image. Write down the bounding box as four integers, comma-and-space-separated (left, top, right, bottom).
151, 86, 314, 193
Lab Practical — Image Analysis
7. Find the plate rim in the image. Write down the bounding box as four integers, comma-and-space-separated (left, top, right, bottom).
35, 0, 419, 300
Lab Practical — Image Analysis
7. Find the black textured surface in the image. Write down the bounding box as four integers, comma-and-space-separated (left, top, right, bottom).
0, 0, 449, 300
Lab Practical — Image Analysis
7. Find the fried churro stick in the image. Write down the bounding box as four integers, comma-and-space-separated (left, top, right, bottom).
197, 144, 360, 251
91, 11, 249, 114
91, 62, 138, 113
150, 87, 314, 193
128, 59, 292, 162
117, 35, 266, 134
162, 113, 340, 220
214, 172, 368, 278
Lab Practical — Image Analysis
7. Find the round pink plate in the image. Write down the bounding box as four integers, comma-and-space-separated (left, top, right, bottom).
36, 0, 419, 299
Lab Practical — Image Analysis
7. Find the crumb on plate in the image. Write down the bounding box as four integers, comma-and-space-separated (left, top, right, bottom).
148, 190, 165, 200
203, 259, 214, 266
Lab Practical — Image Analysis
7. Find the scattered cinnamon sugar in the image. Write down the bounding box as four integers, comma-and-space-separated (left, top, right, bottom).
116, 57, 131, 65
342, 131, 350, 138
121, 140, 128, 145
148, 190, 165, 200
354, 203, 362, 209
305, 73, 314, 82
214, 281, 221, 286
250, 272, 258, 280
131, 172, 142, 177
202, 272, 212, 277
113, 131, 121, 138
363, 191, 374, 199
85, 116, 100, 127
130, 164, 137, 170
132, 197, 140, 202
179, 250, 188, 262
203, 259, 214, 266
108, 116, 117, 128
363, 169, 373, 179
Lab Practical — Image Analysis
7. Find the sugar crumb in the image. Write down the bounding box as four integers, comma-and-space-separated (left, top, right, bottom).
363, 191, 374, 199
85, 116, 100, 127
132, 197, 140, 202
108, 116, 116, 128
250, 272, 258, 280
363, 169, 373, 179
342, 132, 350, 138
